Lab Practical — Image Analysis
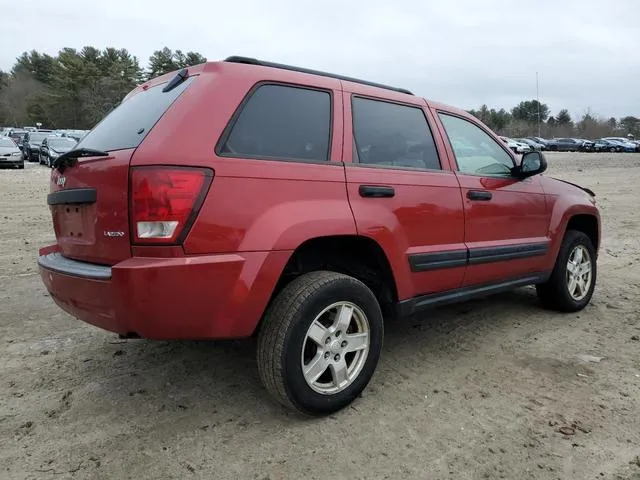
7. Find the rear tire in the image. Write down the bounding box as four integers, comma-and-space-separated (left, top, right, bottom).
257, 271, 383, 416
536, 230, 597, 312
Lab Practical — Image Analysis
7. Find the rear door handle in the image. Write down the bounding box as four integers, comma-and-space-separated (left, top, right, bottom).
359, 185, 395, 198
467, 190, 492, 201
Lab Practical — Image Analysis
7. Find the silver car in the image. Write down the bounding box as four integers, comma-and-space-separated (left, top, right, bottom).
0, 137, 24, 169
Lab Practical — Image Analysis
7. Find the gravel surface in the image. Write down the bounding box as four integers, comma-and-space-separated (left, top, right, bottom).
1, 153, 639, 480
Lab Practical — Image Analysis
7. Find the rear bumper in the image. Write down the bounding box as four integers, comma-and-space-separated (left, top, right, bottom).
38, 248, 291, 340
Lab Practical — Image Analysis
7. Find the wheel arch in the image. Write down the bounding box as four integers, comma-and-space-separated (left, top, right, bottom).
566, 213, 599, 252
261, 235, 400, 327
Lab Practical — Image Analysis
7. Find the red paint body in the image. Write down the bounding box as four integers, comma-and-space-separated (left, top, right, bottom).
39, 61, 600, 339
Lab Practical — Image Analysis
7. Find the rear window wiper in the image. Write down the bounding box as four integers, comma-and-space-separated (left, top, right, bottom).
53, 148, 109, 173
162, 68, 188, 93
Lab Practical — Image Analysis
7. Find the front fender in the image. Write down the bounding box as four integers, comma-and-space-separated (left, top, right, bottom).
544, 194, 600, 270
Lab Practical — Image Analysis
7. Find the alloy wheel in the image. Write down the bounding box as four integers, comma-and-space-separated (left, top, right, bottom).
301, 301, 370, 395
566, 245, 592, 301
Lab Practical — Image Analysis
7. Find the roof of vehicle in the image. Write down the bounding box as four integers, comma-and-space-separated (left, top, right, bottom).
143, 56, 409, 94
131, 56, 475, 121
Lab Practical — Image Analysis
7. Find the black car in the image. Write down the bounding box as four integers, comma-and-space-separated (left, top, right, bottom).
593, 139, 623, 152
22, 131, 52, 162
39, 137, 77, 167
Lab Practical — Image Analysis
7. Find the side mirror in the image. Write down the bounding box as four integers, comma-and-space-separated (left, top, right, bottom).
515, 151, 547, 178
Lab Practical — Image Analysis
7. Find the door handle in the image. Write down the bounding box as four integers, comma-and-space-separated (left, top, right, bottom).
467, 190, 492, 201
359, 185, 395, 198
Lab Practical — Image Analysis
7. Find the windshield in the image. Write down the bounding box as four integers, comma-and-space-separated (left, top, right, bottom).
77, 77, 194, 152
29, 133, 48, 142
0, 138, 16, 147
49, 138, 77, 149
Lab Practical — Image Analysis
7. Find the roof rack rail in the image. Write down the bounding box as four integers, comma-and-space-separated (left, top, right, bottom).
224, 56, 414, 96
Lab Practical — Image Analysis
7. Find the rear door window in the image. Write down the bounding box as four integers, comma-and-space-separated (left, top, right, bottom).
351, 97, 441, 170
76, 77, 194, 152
218, 84, 331, 162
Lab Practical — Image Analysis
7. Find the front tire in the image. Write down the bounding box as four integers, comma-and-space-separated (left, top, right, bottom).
536, 230, 597, 312
257, 271, 383, 416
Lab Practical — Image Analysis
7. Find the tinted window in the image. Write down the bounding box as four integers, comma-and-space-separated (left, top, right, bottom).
438, 114, 514, 176
77, 77, 194, 152
352, 97, 440, 170
220, 84, 331, 161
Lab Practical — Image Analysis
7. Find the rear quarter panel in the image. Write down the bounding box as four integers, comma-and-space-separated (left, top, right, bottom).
131, 62, 354, 254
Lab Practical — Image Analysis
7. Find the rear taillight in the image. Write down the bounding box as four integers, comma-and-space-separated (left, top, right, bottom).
130, 166, 213, 244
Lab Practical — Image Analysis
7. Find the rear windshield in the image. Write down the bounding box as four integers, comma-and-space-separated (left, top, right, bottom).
76, 77, 194, 152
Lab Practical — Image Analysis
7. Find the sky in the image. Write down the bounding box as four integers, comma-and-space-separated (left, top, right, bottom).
1, 0, 639, 119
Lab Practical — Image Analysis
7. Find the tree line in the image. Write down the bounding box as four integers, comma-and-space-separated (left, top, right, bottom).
468, 100, 639, 139
2, 47, 638, 139
0, 47, 206, 129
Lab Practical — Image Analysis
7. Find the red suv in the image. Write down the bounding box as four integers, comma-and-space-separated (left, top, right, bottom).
38, 56, 600, 415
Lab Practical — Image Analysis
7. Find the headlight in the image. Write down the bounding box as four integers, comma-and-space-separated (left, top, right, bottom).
10, 152, 21, 158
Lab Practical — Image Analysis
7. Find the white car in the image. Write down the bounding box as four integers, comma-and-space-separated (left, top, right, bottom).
500, 136, 532, 154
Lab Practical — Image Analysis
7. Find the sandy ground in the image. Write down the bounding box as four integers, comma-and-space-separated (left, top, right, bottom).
1, 153, 639, 480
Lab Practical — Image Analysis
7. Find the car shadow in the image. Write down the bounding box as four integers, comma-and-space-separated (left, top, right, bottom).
69, 286, 550, 425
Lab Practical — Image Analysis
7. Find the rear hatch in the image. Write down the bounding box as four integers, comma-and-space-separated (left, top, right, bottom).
49, 74, 195, 265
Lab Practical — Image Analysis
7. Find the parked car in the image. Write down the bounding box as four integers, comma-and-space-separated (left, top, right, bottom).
61, 130, 89, 142
500, 136, 532, 153
38, 56, 601, 415
526, 137, 550, 147
545, 138, 583, 152
39, 137, 78, 167
593, 139, 623, 152
8, 129, 27, 151
607, 139, 637, 152
573, 138, 595, 152
516, 138, 545, 151
0, 136, 24, 169
22, 131, 52, 161
601, 137, 639, 152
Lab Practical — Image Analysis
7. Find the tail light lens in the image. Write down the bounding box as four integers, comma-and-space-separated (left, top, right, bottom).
130, 166, 213, 244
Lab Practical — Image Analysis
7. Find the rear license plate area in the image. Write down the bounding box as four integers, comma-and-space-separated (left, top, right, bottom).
53, 204, 96, 243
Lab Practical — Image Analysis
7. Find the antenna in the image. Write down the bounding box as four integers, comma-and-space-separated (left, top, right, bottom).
536, 71, 541, 137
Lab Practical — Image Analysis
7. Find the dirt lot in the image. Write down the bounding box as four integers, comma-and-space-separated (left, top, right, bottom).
1, 153, 639, 480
